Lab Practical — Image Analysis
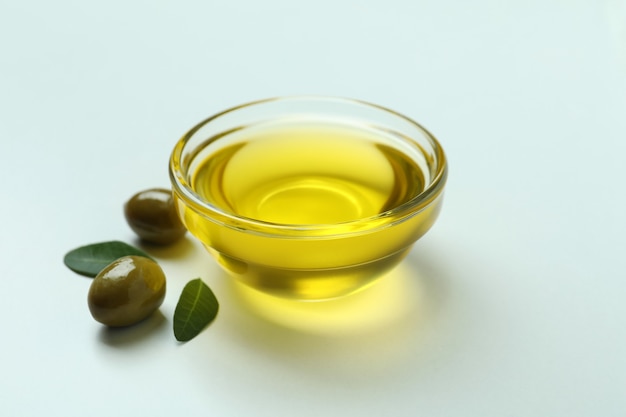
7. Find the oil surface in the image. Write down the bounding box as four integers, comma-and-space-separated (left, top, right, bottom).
180, 122, 441, 299
191, 123, 425, 225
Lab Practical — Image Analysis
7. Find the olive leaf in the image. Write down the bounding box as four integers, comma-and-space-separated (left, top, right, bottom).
174, 278, 219, 342
63, 241, 153, 277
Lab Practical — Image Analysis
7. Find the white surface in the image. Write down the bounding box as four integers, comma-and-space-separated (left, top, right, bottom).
1, 0, 625, 416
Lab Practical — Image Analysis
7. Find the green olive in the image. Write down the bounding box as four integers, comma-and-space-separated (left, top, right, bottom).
88, 256, 166, 327
124, 188, 186, 245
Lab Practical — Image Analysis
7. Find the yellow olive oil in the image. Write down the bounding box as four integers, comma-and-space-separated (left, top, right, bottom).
178, 121, 443, 299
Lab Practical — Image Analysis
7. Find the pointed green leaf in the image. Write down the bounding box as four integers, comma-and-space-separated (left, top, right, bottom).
174, 278, 219, 342
63, 241, 153, 277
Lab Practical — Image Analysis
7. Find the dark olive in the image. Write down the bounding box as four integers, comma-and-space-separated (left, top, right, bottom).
124, 188, 186, 245
88, 256, 166, 327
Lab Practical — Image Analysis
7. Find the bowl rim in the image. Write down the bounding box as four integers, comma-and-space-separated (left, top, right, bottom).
169, 95, 448, 237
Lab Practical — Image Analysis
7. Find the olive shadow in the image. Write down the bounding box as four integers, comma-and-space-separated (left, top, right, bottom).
134, 235, 197, 260
215, 244, 452, 379
97, 310, 167, 348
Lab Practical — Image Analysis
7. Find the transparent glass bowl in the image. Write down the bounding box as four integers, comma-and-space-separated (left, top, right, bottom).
169, 96, 447, 300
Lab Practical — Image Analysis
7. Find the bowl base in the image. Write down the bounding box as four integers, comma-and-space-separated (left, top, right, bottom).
208, 247, 413, 301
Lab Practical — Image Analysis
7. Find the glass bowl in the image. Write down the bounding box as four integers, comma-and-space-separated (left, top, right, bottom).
169, 96, 447, 300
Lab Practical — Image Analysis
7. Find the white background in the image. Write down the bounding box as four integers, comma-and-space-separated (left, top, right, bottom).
1, 0, 625, 416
